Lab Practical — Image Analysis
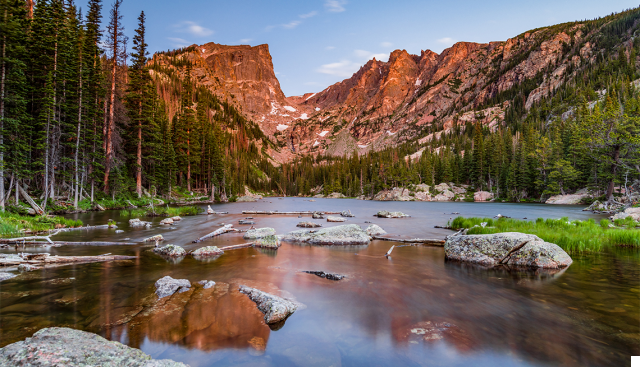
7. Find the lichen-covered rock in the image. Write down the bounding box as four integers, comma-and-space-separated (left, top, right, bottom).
326, 192, 346, 199
239, 285, 298, 324
434, 189, 455, 201
159, 218, 174, 225
236, 195, 258, 202
341, 210, 355, 217
610, 207, 640, 222
435, 183, 450, 192
312, 211, 324, 219
0, 327, 187, 366
297, 221, 322, 228
281, 224, 370, 246
375, 210, 410, 218
303, 271, 346, 281
153, 244, 186, 257
254, 235, 281, 249
192, 246, 224, 257
327, 216, 346, 222
155, 276, 191, 299
366, 224, 387, 236
373, 187, 413, 201
474, 191, 494, 202
143, 234, 164, 243
0, 273, 16, 282
129, 218, 151, 228
243, 227, 276, 239
198, 280, 216, 289
444, 232, 573, 269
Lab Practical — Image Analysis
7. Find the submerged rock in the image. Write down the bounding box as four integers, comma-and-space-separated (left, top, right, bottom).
244, 227, 276, 239
297, 221, 322, 228
239, 220, 255, 225
155, 276, 191, 299
129, 218, 151, 228
327, 216, 346, 222
281, 224, 370, 246
239, 285, 298, 325
444, 232, 573, 269
198, 280, 216, 289
375, 210, 409, 218
0, 327, 187, 366
153, 244, 186, 257
192, 246, 224, 257
303, 271, 346, 281
254, 235, 281, 249
143, 234, 164, 243
365, 224, 387, 236
0, 273, 16, 282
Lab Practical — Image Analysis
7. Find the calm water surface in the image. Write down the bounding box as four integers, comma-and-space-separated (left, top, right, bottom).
0, 198, 638, 367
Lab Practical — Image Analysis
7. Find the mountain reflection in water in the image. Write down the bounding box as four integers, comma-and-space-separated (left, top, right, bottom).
0, 198, 637, 367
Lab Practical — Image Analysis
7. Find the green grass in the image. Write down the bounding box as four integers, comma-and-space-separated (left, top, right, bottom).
0, 212, 83, 238
451, 216, 640, 252
120, 205, 201, 218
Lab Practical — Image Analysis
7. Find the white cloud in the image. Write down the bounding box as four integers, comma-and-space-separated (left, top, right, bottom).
316, 60, 361, 77
167, 37, 189, 47
282, 20, 301, 29
354, 49, 388, 62
174, 21, 214, 37
325, 46, 335, 50
300, 11, 318, 19
325, 0, 346, 13
239, 38, 252, 44
437, 37, 457, 46
381, 41, 393, 48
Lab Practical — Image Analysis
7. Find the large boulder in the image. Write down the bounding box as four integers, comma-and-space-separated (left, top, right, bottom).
611, 207, 640, 222
239, 285, 298, 325
373, 187, 413, 201
414, 191, 432, 201
153, 244, 186, 257
433, 189, 455, 201
0, 327, 186, 366
545, 194, 588, 204
243, 227, 276, 239
474, 191, 494, 202
444, 232, 573, 269
366, 224, 387, 236
281, 224, 370, 246
375, 210, 409, 218
434, 183, 450, 192
236, 195, 257, 202
326, 192, 346, 199
155, 276, 191, 299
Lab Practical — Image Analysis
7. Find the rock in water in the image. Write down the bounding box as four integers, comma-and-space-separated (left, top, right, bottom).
155, 276, 191, 299
297, 221, 322, 228
312, 211, 324, 219
243, 227, 276, 239
303, 271, 346, 280
129, 218, 151, 228
281, 224, 370, 246
327, 216, 346, 222
192, 246, 224, 257
143, 234, 164, 243
375, 210, 409, 218
159, 218, 174, 225
171, 216, 182, 221
198, 280, 216, 289
18, 264, 37, 272
239, 285, 298, 325
341, 210, 355, 217
0, 327, 187, 366
254, 235, 281, 249
153, 244, 186, 257
0, 273, 16, 282
444, 232, 573, 269
366, 224, 387, 236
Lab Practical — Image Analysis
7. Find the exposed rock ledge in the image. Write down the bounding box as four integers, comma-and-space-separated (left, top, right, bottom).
444, 232, 572, 269
0, 327, 187, 366
281, 224, 370, 246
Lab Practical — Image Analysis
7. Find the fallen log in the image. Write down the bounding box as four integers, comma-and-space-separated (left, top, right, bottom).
242, 210, 341, 215
50, 225, 111, 233
197, 211, 228, 215
0, 240, 137, 247
0, 253, 137, 267
193, 224, 240, 243
18, 185, 44, 215
219, 242, 255, 251
371, 236, 445, 246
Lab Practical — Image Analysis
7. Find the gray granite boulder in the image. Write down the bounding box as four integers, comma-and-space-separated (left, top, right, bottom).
0, 327, 187, 366
153, 244, 186, 257
198, 280, 216, 289
297, 221, 322, 228
444, 232, 573, 269
192, 246, 224, 257
375, 210, 409, 218
129, 218, 151, 228
326, 216, 346, 222
281, 224, 370, 246
366, 224, 387, 236
254, 235, 281, 249
243, 227, 276, 240
155, 276, 191, 299
239, 285, 298, 324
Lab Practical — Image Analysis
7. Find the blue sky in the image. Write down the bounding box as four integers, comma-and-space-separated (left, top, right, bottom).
87, 0, 638, 96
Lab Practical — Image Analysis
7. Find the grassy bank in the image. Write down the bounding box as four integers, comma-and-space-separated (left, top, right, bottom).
451, 216, 640, 252
119, 205, 202, 218
0, 212, 83, 238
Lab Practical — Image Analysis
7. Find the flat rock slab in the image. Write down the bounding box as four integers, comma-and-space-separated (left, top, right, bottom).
281, 224, 371, 246
243, 228, 276, 239
297, 221, 322, 228
303, 271, 346, 281
444, 232, 573, 269
375, 211, 410, 218
365, 224, 386, 236
239, 285, 298, 325
0, 327, 187, 366
155, 276, 191, 299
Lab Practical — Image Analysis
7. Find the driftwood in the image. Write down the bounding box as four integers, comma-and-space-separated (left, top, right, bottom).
242, 210, 341, 215
385, 245, 395, 257
0, 253, 137, 267
17, 185, 44, 215
219, 242, 255, 251
51, 225, 111, 233
197, 211, 228, 215
371, 236, 445, 246
192, 224, 240, 243
0, 241, 137, 247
